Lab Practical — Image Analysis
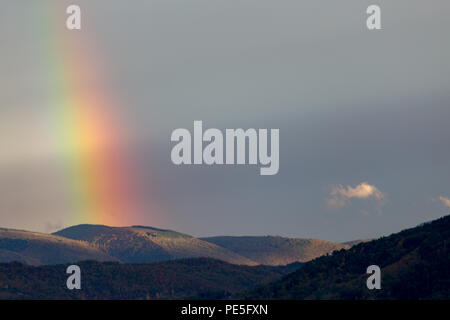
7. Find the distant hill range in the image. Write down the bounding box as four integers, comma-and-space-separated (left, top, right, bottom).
243, 215, 450, 299
201, 236, 349, 265
0, 228, 115, 265
53, 225, 255, 265
0, 224, 350, 266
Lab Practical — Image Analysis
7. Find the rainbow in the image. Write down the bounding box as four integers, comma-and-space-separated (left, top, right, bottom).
39, 4, 155, 227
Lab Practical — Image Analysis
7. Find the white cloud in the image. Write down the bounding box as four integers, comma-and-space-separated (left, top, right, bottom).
438, 196, 450, 208
327, 181, 385, 211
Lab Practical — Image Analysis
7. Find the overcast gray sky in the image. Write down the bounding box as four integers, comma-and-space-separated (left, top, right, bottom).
1, 0, 449, 241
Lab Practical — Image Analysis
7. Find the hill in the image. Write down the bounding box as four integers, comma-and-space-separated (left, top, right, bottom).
243, 215, 450, 299
0, 228, 115, 265
0, 258, 301, 299
0, 224, 354, 267
201, 236, 349, 265
53, 225, 256, 265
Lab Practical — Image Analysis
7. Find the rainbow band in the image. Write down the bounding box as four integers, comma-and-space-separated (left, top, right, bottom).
41, 3, 141, 226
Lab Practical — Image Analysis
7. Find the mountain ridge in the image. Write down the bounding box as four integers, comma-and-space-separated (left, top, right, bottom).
243, 215, 450, 299
201, 235, 350, 265
0, 228, 116, 265
0, 223, 360, 266
53, 224, 257, 265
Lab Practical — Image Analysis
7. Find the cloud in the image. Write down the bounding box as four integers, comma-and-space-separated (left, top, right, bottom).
438, 196, 450, 208
327, 181, 385, 211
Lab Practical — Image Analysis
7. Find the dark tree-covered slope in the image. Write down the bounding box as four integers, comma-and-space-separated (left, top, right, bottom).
0, 258, 301, 299
243, 215, 450, 300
